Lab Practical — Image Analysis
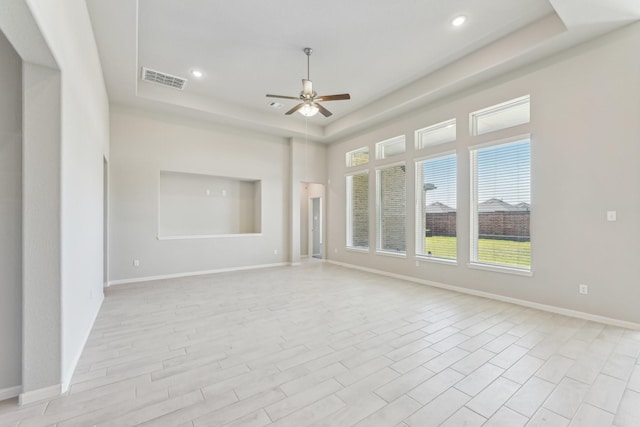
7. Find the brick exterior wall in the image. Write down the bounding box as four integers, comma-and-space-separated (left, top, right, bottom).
350, 173, 369, 247
380, 165, 406, 251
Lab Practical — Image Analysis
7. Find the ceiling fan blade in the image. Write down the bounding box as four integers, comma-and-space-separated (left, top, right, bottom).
285, 103, 304, 115
266, 94, 300, 100
315, 94, 351, 102
316, 103, 332, 117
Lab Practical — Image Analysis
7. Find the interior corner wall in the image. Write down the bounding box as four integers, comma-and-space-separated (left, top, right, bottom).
25, 0, 110, 391
300, 183, 325, 257
326, 23, 640, 324
109, 109, 290, 282
0, 29, 23, 393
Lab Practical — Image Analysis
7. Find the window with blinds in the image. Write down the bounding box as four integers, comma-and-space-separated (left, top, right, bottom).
346, 171, 369, 249
346, 147, 369, 167
376, 163, 406, 253
415, 153, 457, 260
470, 137, 531, 270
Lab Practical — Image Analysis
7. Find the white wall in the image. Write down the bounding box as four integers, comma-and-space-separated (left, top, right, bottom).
25, 0, 110, 391
326, 23, 640, 324
0, 29, 22, 394
109, 109, 291, 281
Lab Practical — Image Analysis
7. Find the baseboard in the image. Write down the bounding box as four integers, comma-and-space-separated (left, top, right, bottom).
107, 262, 289, 287
19, 384, 61, 406
0, 385, 21, 401
61, 294, 104, 393
327, 260, 640, 331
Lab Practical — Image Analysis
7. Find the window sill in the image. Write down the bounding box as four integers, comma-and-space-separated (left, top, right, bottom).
158, 233, 263, 240
468, 262, 533, 277
416, 256, 458, 266
345, 246, 370, 253
375, 250, 407, 259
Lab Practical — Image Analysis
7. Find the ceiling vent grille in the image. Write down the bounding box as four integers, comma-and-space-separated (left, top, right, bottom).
141, 67, 187, 90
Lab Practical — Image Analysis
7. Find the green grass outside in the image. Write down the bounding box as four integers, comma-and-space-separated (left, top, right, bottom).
424, 236, 531, 268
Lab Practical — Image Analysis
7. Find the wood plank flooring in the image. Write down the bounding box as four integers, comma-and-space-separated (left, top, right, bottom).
2, 262, 640, 426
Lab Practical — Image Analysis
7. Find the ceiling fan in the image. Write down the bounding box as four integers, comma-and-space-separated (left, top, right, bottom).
266, 48, 350, 117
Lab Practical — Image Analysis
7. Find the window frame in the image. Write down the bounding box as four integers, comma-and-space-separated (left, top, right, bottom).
345, 146, 370, 168
469, 133, 532, 276
470, 95, 530, 136
415, 118, 457, 150
375, 135, 406, 160
345, 169, 370, 251
375, 161, 407, 256
414, 150, 458, 264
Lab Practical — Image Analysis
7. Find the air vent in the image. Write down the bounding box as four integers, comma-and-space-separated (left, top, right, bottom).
141, 67, 187, 90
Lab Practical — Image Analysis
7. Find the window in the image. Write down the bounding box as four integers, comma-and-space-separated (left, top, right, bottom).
415, 153, 457, 260
376, 136, 405, 159
415, 119, 456, 150
470, 137, 531, 270
346, 171, 369, 249
376, 163, 406, 253
471, 95, 530, 136
346, 147, 369, 167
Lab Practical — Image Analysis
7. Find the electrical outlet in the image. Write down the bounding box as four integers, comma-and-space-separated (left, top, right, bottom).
607, 211, 617, 221
334, 248, 338, 254
273, 249, 278, 255
133, 259, 140, 267
579, 284, 588, 295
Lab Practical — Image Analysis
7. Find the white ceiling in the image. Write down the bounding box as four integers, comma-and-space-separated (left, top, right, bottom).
86, 0, 640, 142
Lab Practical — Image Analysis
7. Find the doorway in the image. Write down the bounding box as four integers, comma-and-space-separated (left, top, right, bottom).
300, 182, 325, 261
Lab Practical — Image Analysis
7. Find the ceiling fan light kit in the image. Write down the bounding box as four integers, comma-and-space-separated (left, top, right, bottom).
266, 47, 350, 118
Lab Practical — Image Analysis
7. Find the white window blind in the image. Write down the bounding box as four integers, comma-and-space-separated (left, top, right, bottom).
470, 137, 531, 270
415, 153, 457, 260
377, 163, 406, 253
346, 171, 369, 249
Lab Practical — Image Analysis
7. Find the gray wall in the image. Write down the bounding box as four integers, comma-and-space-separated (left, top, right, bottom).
0, 30, 22, 393
327, 23, 640, 324
109, 109, 291, 281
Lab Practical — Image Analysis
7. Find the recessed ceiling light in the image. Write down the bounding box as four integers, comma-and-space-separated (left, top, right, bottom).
191, 69, 203, 78
451, 15, 467, 27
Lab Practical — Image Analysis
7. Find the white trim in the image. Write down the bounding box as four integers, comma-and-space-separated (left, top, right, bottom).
468, 133, 531, 152
416, 256, 458, 266
345, 246, 370, 253
326, 260, 640, 331
19, 384, 61, 406
468, 262, 533, 277
106, 262, 289, 287
61, 295, 104, 393
375, 135, 406, 160
158, 233, 262, 240
414, 149, 457, 163
0, 385, 21, 401
375, 250, 407, 259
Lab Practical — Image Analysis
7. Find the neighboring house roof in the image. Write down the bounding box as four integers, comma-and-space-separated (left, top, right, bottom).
478, 198, 521, 212
426, 202, 456, 213
515, 202, 530, 211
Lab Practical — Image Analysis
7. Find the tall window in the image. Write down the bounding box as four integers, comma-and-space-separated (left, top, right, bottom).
346, 171, 369, 249
377, 163, 406, 253
416, 153, 457, 260
470, 137, 531, 270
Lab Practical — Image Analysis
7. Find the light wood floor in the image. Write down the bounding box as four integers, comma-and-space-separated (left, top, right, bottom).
2, 262, 640, 426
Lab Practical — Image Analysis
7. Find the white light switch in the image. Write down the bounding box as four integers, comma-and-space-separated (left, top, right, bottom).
607, 211, 617, 222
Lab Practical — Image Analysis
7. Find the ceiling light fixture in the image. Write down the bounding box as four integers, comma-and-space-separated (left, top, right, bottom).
298, 102, 319, 117
191, 69, 203, 78
451, 15, 467, 27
